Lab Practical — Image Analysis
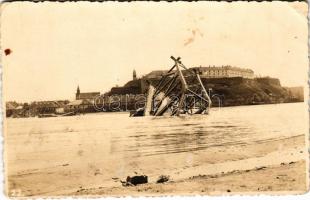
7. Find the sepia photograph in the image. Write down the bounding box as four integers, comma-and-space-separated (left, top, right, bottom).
1, 1, 309, 197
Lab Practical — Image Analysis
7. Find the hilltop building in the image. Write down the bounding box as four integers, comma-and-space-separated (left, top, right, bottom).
142, 66, 254, 80
192, 66, 254, 79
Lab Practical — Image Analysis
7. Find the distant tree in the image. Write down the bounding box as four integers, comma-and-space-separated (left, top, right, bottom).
23, 103, 30, 110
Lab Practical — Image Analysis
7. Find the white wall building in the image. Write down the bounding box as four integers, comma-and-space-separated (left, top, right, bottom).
193, 66, 254, 79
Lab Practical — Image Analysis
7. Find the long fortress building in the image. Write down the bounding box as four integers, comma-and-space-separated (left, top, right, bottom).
143, 65, 254, 80
193, 66, 254, 79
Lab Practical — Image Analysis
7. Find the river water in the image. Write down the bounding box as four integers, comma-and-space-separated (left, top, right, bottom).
5, 102, 308, 195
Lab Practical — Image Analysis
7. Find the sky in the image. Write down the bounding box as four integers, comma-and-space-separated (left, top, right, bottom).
1, 1, 308, 102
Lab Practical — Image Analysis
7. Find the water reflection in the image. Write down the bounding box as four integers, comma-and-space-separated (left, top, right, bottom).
110, 103, 305, 158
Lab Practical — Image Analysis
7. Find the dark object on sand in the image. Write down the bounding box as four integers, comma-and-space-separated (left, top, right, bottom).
156, 175, 170, 183
122, 175, 148, 186
256, 166, 267, 170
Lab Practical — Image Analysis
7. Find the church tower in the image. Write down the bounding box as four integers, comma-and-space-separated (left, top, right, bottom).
76, 85, 80, 100
133, 69, 137, 80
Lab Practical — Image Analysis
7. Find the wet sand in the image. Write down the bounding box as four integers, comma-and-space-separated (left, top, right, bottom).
71, 134, 308, 196
73, 160, 307, 196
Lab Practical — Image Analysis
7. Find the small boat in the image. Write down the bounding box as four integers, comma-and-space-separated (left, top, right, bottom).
61, 111, 76, 117
38, 113, 58, 118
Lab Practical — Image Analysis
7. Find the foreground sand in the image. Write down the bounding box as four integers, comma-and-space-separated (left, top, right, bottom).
73, 160, 307, 196
71, 134, 307, 196
70, 133, 308, 196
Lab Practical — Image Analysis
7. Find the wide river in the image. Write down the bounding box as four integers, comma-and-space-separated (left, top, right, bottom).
5, 102, 308, 196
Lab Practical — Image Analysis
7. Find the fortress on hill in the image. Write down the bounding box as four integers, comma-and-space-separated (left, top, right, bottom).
105, 66, 303, 109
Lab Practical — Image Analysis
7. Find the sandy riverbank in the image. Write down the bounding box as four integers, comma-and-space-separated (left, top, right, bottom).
73, 160, 307, 196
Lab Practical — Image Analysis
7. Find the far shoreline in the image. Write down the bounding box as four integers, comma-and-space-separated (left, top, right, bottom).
5, 101, 306, 119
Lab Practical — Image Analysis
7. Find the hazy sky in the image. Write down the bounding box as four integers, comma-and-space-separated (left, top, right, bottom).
1, 1, 308, 102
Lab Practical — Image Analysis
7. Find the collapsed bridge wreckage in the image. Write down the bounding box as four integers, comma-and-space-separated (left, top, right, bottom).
130, 56, 212, 117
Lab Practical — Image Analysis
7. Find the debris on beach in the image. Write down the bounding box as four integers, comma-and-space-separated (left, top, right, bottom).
156, 175, 170, 183
121, 175, 148, 186
255, 166, 267, 171
94, 169, 101, 176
